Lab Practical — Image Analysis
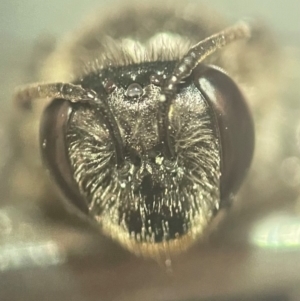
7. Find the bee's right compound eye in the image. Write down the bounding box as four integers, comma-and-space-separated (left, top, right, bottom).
40, 99, 89, 214
193, 65, 255, 204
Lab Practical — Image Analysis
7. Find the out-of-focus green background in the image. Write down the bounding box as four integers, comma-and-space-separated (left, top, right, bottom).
0, 0, 299, 42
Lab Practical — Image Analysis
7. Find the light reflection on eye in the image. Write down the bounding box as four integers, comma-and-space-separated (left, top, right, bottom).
251, 214, 300, 250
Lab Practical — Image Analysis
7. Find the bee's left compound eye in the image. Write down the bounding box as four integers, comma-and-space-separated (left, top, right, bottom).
193, 65, 255, 204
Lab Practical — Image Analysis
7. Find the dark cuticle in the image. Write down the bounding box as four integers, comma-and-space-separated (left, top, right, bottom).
127, 147, 142, 167
150, 74, 162, 86
103, 79, 116, 93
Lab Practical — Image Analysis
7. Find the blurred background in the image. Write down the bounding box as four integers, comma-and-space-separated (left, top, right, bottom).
1, 0, 299, 41
0, 1, 300, 301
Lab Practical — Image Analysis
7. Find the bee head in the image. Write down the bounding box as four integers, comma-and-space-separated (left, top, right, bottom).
15, 22, 254, 257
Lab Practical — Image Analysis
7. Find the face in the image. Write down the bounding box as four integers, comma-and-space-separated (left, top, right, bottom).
65, 62, 221, 256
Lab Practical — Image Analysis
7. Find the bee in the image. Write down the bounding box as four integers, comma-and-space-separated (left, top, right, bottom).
9, 1, 297, 261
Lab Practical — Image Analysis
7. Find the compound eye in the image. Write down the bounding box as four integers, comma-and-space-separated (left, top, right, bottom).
193, 65, 255, 204
40, 99, 88, 214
